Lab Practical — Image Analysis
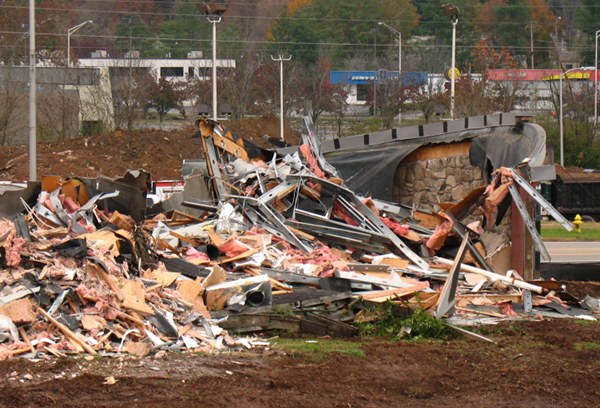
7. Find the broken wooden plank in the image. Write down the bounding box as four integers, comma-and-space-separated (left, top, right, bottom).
359, 281, 430, 302
37, 307, 97, 355
433, 257, 544, 294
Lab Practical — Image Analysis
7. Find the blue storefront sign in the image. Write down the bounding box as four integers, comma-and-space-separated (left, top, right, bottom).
330, 70, 427, 86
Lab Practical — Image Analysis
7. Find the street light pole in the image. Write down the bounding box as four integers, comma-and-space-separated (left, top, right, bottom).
555, 16, 564, 166
271, 54, 292, 141
371, 28, 377, 116
67, 20, 93, 67
559, 71, 564, 166
208, 15, 221, 121
29, 0, 36, 181
595, 29, 600, 126
442, 3, 460, 119
378, 22, 402, 123
201, 3, 226, 121
554, 16, 561, 66
450, 17, 458, 119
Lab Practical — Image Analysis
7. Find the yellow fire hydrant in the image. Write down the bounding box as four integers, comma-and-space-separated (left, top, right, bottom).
573, 214, 583, 233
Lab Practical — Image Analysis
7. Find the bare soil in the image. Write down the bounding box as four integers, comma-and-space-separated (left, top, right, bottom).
0, 115, 300, 182
0, 319, 599, 407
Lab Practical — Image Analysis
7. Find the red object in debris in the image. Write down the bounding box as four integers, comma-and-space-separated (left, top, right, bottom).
185, 247, 210, 263
6, 237, 25, 267
299, 144, 326, 179
333, 201, 358, 226
426, 214, 454, 253
286, 244, 348, 277
380, 217, 410, 237
362, 197, 380, 216
61, 195, 81, 213
497, 301, 518, 316
218, 236, 251, 257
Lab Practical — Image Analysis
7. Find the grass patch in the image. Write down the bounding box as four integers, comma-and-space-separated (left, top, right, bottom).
356, 303, 454, 341
575, 319, 600, 327
541, 221, 600, 241
575, 342, 600, 351
272, 338, 364, 362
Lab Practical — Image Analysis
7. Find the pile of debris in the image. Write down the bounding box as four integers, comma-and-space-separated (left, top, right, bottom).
0, 118, 596, 359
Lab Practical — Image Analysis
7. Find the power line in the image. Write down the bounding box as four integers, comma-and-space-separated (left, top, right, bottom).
0, 4, 598, 25
3, 25, 598, 53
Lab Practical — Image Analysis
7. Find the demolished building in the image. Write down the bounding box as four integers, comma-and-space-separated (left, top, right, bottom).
1, 112, 591, 359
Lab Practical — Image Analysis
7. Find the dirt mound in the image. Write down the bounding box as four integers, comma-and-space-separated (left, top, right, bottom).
0, 115, 301, 182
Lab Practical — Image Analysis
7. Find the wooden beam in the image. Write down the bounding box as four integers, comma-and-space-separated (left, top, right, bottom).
38, 307, 97, 355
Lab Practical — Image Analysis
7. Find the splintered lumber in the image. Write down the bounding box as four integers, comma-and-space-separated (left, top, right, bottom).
433, 257, 544, 294
244, 266, 292, 292
360, 281, 430, 302
38, 307, 97, 355
86, 263, 124, 302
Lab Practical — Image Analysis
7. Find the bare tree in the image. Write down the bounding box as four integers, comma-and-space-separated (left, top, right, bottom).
376, 77, 405, 128
405, 77, 446, 123
109, 61, 155, 130
79, 67, 116, 135
0, 67, 27, 146
220, 50, 263, 119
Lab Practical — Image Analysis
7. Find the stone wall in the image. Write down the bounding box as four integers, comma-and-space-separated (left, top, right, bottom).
393, 142, 520, 277
393, 151, 483, 209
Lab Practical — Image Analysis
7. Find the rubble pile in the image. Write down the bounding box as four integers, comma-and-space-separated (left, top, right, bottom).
0, 118, 596, 360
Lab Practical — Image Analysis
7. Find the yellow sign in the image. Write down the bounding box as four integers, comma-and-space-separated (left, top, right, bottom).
446, 67, 460, 80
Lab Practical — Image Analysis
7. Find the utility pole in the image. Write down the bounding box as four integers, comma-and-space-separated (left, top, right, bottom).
371, 27, 378, 116
208, 15, 221, 121
442, 3, 460, 119
555, 16, 564, 166
595, 30, 600, 126
29, 0, 36, 181
378, 22, 402, 123
271, 54, 292, 141
528, 22, 535, 69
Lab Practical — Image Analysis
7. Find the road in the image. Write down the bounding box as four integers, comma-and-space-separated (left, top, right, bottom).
544, 241, 600, 263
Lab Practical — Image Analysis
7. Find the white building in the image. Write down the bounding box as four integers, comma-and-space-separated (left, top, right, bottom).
79, 51, 236, 84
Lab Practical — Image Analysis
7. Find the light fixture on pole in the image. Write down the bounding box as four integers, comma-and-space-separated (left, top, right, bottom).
271, 54, 292, 141
594, 29, 600, 126
67, 20, 93, 67
378, 21, 402, 123
442, 3, 459, 119
29, 0, 36, 181
202, 3, 227, 121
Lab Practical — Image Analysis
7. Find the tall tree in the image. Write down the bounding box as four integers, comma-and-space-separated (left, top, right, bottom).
156, 1, 210, 58
115, 14, 156, 57
219, 49, 264, 119
269, 0, 419, 67
576, 0, 600, 65
412, 0, 481, 65
300, 56, 349, 126
476, 0, 555, 67
146, 77, 187, 122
